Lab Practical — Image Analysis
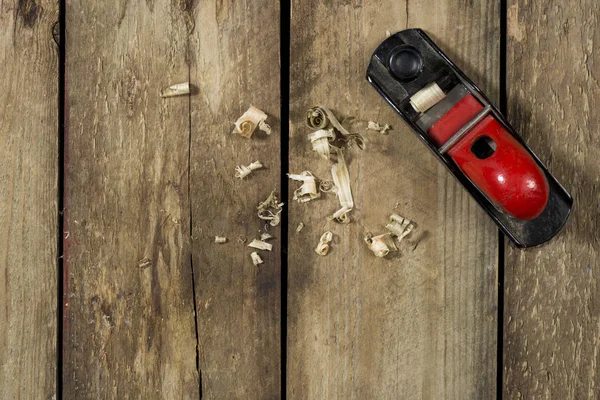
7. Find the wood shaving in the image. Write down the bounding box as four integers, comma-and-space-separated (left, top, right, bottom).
410, 82, 446, 113
306, 106, 365, 154
329, 149, 354, 223
308, 129, 335, 160
319, 180, 335, 193
296, 222, 304, 233
235, 160, 264, 179
365, 233, 398, 258
303, 107, 363, 224
250, 252, 263, 266
306, 106, 329, 129
248, 239, 273, 251
260, 232, 273, 241
237, 235, 247, 244
257, 190, 284, 226
364, 214, 415, 257
233, 106, 270, 138
366, 121, 392, 134
160, 82, 190, 98
288, 171, 321, 203
386, 214, 414, 241
315, 231, 333, 256
214, 236, 227, 244
258, 120, 272, 135
331, 206, 352, 222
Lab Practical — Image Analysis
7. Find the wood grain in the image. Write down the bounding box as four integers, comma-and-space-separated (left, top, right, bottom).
0, 0, 58, 398
188, 1, 281, 398
288, 1, 500, 398
63, 1, 199, 397
0, 1, 58, 399
504, 1, 600, 398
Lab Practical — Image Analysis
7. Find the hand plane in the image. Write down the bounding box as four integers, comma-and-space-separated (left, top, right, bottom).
366, 29, 572, 247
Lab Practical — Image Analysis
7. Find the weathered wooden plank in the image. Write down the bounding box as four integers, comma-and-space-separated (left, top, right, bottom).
63, 1, 199, 397
504, 1, 600, 398
288, 1, 500, 398
0, 1, 58, 398
189, 1, 281, 398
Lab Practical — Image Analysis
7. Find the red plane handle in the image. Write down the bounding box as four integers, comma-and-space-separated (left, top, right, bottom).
429, 94, 549, 220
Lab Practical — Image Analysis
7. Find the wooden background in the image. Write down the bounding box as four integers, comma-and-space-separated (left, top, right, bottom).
0, 0, 597, 398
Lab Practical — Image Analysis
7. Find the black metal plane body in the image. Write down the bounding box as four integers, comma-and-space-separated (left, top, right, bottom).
366, 29, 572, 247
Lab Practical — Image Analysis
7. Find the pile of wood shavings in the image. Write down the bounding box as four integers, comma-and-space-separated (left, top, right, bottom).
211, 106, 285, 266
290, 106, 415, 258
303, 106, 365, 224
365, 214, 415, 258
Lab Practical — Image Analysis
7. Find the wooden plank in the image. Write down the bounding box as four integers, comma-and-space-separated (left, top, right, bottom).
188, 1, 281, 398
288, 1, 500, 398
63, 1, 199, 397
504, 1, 600, 398
0, 1, 58, 398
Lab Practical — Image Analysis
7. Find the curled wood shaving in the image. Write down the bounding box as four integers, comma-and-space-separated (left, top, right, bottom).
306, 107, 329, 129
258, 120, 272, 135
306, 106, 365, 155
331, 206, 352, 222
235, 160, 264, 179
288, 171, 321, 203
365, 214, 415, 258
214, 236, 227, 244
365, 233, 398, 258
308, 129, 336, 160
250, 252, 263, 266
160, 82, 190, 98
233, 106, 270, 138
257, 190, 285, 227
237, 235, 247, 244
248, 239, 273, 251
386, 214, 414, 241
296, 222, 304, 233
315, 231, 333, 256
319, 180, 335, 193
366, 121, 392, 135
260, 232, 273, 241
329, 149, 354, 223
410, 82, 446, 113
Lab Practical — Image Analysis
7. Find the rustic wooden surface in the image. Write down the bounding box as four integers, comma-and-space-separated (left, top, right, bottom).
504, 0, 600, 398
0, 0, 58, 398
189, 1, 281, 398
4, 0, 599, 398
288, 1, 500, 399
63, 1, 199, 397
